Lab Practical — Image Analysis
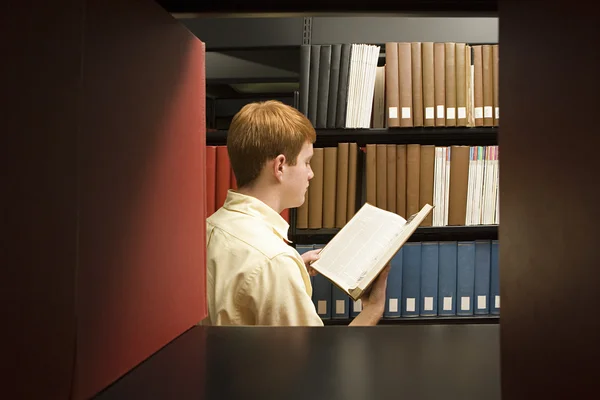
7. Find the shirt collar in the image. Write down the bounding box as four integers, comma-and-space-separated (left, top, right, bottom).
222, 190, 291, 243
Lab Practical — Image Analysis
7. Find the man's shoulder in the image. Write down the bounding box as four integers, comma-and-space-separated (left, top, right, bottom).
207, 208, 296, 260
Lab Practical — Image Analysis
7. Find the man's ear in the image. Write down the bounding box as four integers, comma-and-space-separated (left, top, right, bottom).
273, 154, 286, 182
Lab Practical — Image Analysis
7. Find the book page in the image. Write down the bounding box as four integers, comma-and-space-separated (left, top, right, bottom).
354, 204, 433, 295
310, 203, 407, 291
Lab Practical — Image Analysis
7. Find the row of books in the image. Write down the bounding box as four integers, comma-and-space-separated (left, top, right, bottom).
205, 145, 290, 222
298, 239, 500, 320
297, 143, 500, 229
365, 144, 499, 227
299, 42, 499, 130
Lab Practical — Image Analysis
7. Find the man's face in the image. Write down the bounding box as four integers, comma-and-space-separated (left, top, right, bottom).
282, 141, 314, 209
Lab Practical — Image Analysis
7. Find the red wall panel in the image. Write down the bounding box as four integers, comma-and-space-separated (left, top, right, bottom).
74, 1, 206, 398
3, 0, 207, 398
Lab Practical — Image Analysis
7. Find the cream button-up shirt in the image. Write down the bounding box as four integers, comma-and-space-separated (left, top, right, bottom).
204, 190, 323, 326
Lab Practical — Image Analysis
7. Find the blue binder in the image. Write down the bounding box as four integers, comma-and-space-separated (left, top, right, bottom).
312, 244, 332, 319
456, 241, 475, 316
401, 242, 421, 317
490, 240, 500, 315
331, 285, 350, 319
420, 242, 439, 316
474, 240, 491, 315
438, 241, 458, 316
384, 248, 403, 318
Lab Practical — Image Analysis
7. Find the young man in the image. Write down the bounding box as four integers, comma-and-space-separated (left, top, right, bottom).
204, 100, 389, 326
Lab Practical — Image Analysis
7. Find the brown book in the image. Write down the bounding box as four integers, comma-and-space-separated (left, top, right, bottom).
346, 143, 358, 220
448, 145, 470, 225
296, 194, 309, 229
385, 43, 400, 127
386, 144, 397, 213
455, 43, 468, 126
322, 147, 337, 229
365, 144, 377, 206
434, 42, 446, 126
406, 144, 421, 216
398, 42, 413, 127
419, 145, 435, 226
492, 44, 500, 126
396, 145, 407, 218
372, 66, 386, 128
473, 45, 484, 126
482, 45, 494, 126
466, 44, 474, 127
308, 147, 324, 228
376, 144, 388, 209
421, 42, 436, 127
335, 143, 349, 228
445, 42, 457, 127
411, 42, 424, 127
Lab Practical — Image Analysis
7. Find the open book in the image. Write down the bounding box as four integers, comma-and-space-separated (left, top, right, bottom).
309, 203, 433, 301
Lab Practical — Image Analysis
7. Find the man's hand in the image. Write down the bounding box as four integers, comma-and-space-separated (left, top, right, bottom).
301, 248, 321, 276
361, 263, 390, 314
349, 263, 390, 326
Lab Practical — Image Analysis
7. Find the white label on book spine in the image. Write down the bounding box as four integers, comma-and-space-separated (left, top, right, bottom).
484, 106, 493, 118
446, 107, 456, 120
336, 300, 345, 314
424, 297, 434, 311
389, 298, 398, 313
436, 105, 445, 118
477, 295, 487, 309
461, 296, 470, 311
443, 297, 453, 311
495, 295, 500, 308
354, 300, 362, 312
318, 300, 327, 315
495, 107, 500, 119
401, 107, 411, 119
389, 106, 398, 119
406, 298, 416, 312
425, 107, 435, 119
475, 107, 483, 119
458, 107, 467, 119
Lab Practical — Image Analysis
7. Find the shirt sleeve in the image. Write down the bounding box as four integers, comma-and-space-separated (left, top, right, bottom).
239, 254, 324, 327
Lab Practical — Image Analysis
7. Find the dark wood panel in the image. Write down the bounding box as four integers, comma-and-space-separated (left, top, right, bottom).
499, 1, 600, 398
95, 325, 501, 399
2, 1, 82, 398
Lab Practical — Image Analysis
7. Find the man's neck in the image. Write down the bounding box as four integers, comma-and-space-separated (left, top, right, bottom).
237, 184, 283, 214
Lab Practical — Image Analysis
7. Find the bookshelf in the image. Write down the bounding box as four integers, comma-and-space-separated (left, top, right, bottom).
199, 10, 500, 325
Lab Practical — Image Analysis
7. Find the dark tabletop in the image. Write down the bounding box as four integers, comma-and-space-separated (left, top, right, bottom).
95, 323, 500, 400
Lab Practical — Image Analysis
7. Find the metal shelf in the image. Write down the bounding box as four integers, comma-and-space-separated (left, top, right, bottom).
160, 0, 498, 15
207, 127, 498, 147
313, 126, 497, 147
292, 225, 498, 245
